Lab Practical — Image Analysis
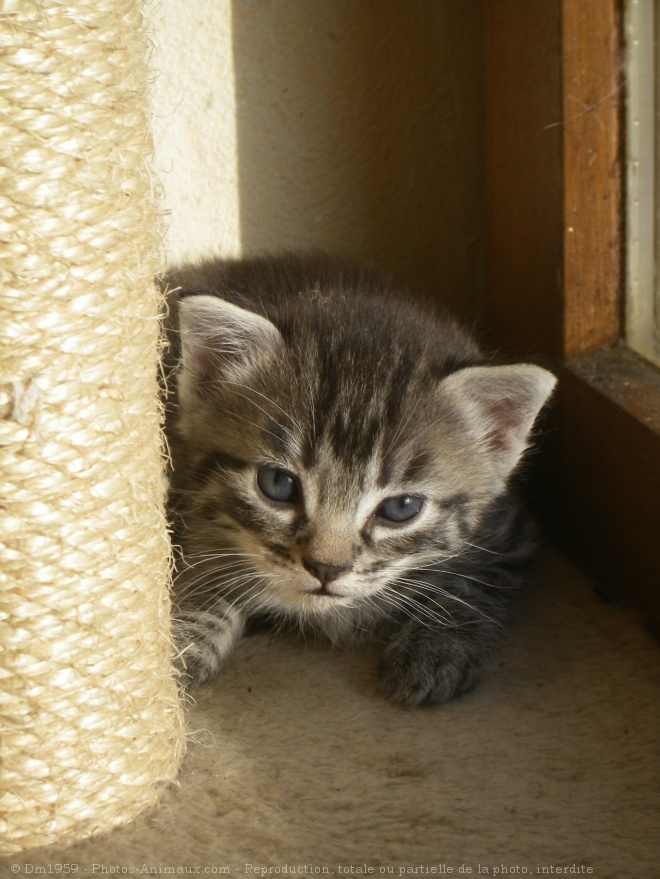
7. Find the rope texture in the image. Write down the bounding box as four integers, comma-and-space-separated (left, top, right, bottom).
0, 1, 184, 853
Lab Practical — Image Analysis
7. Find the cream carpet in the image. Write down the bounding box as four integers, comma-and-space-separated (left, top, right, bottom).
3, 549, 659, 878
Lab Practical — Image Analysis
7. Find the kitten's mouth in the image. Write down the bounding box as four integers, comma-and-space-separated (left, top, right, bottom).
305, 583, 343, 598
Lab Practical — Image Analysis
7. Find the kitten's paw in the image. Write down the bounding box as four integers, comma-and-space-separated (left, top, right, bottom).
378, 628, 484, 707
172, 605, 244, 689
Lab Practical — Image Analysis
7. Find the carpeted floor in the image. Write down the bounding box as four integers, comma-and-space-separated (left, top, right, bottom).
3, 548, 659, 878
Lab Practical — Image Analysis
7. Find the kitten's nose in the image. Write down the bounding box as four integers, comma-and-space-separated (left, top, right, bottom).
302, 557, 352, 584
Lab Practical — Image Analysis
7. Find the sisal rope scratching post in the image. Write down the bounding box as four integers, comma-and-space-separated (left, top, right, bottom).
0, 1, 185, 853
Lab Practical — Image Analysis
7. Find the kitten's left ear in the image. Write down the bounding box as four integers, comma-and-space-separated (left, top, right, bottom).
178, 294, 283, 383
441, 364, 557, 476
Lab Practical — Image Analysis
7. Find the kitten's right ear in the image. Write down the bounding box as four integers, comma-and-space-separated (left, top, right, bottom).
178, 295, 282, 383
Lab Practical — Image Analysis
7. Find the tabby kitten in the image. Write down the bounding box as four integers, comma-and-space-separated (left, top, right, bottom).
161, 253, 555, 706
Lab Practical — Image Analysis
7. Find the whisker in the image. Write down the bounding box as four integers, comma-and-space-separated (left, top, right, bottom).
416, 568, 513, 592
380, 588, 453, 631
214, 408, 291, 444
217, 379, 305, 440
393, 576, 498, 625
382, 397, 419, 461
175, 561, 254, 596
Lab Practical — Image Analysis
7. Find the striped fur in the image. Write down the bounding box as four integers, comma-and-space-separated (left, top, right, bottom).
161, 254, 556, 706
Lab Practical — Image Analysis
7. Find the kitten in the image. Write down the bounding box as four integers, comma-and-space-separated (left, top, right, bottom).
160, 253, 556, 706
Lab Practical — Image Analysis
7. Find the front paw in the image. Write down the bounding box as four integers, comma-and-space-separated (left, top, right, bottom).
378, 626, 486, 706
172, 605, 244, 690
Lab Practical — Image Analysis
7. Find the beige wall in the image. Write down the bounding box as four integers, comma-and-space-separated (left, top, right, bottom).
151, 0, 485, 319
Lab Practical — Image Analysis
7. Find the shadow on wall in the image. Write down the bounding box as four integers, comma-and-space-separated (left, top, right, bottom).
231, 0, 486, 322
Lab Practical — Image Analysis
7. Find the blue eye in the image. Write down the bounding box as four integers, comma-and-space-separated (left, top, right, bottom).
375, 495, 423, 523
257, 465, 300, 504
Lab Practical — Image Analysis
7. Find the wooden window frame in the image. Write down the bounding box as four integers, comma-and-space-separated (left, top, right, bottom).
484, 0, 660, 627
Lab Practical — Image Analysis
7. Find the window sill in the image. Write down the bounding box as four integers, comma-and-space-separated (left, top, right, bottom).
558, 345, 660, 629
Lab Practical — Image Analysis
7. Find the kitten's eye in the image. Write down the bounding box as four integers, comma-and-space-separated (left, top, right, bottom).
375, 495, 424, 523
257, 465, 301, 504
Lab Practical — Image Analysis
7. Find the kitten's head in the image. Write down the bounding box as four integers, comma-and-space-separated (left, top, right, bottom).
168, 288, 555, 622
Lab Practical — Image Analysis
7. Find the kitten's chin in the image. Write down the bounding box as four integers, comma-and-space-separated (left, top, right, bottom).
251, 576, 353, 613
304, 596, 356, 614
274, 570, 355, 606
303, 583, 346, 598
293, 584, 359, 613
256, 568, 374, 613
